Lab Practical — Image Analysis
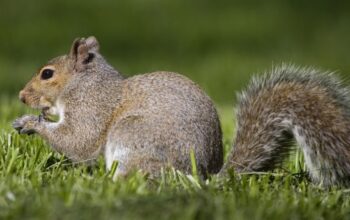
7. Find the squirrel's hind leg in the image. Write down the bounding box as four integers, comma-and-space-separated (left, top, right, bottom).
104, 138, 169, 179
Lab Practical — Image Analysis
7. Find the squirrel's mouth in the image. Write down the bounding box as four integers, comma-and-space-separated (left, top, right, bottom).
39, 106, 60, 122
38, 96, 54, 112
41, 106, 50, 115
23, 95, 52, 111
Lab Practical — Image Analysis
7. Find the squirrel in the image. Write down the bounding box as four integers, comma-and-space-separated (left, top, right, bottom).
12, 36, 350, 187
12, 36, 223, 178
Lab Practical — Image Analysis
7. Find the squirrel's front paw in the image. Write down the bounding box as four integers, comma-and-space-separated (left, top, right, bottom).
12, 115, 41, 135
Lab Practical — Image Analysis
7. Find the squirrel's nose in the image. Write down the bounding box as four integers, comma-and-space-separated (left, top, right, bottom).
19, 90, 27, 104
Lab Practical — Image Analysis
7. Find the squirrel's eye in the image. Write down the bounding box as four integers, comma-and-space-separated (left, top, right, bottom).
41, 69, 54, 80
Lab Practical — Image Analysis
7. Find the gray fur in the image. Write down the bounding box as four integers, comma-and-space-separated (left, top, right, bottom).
13, 37, 223, 178
223, 64, 350, 187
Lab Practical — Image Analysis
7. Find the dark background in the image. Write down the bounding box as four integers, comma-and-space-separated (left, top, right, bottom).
1, 0, 350, 103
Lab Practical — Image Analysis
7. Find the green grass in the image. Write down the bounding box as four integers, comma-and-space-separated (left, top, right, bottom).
2, 1, 350, 218
1, 97, 350, 220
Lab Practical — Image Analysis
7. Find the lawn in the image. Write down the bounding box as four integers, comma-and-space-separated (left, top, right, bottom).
1, 0, 350, 219
1, 96, 350, 220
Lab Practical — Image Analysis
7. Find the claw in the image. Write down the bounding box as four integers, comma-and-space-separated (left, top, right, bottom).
12, 115, 40, 135
12, 120, 24, 132
20, 128, 35, 135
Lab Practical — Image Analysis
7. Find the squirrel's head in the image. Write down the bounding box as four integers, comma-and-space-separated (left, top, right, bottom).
19, 36, 100, 111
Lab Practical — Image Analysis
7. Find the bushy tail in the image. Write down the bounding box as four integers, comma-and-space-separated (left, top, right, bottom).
222, 64, 350, 187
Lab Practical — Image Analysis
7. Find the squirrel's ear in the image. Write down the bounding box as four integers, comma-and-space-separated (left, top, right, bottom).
84, 36, 100, 53
69, 38, 82, 59
69, 36, 100, 71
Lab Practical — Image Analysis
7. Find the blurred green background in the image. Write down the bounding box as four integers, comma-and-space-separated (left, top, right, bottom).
1, 0, 350, 104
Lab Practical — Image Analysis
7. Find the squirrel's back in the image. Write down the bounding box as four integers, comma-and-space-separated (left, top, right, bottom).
106, 71, 223, 177
223, 65, 350, 187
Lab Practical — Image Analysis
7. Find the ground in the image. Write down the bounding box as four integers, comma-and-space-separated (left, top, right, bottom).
1, 97, 350, 220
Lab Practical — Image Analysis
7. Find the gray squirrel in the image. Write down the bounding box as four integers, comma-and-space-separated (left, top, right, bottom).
13, 36, 350, 187
13, 36, 223, 178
